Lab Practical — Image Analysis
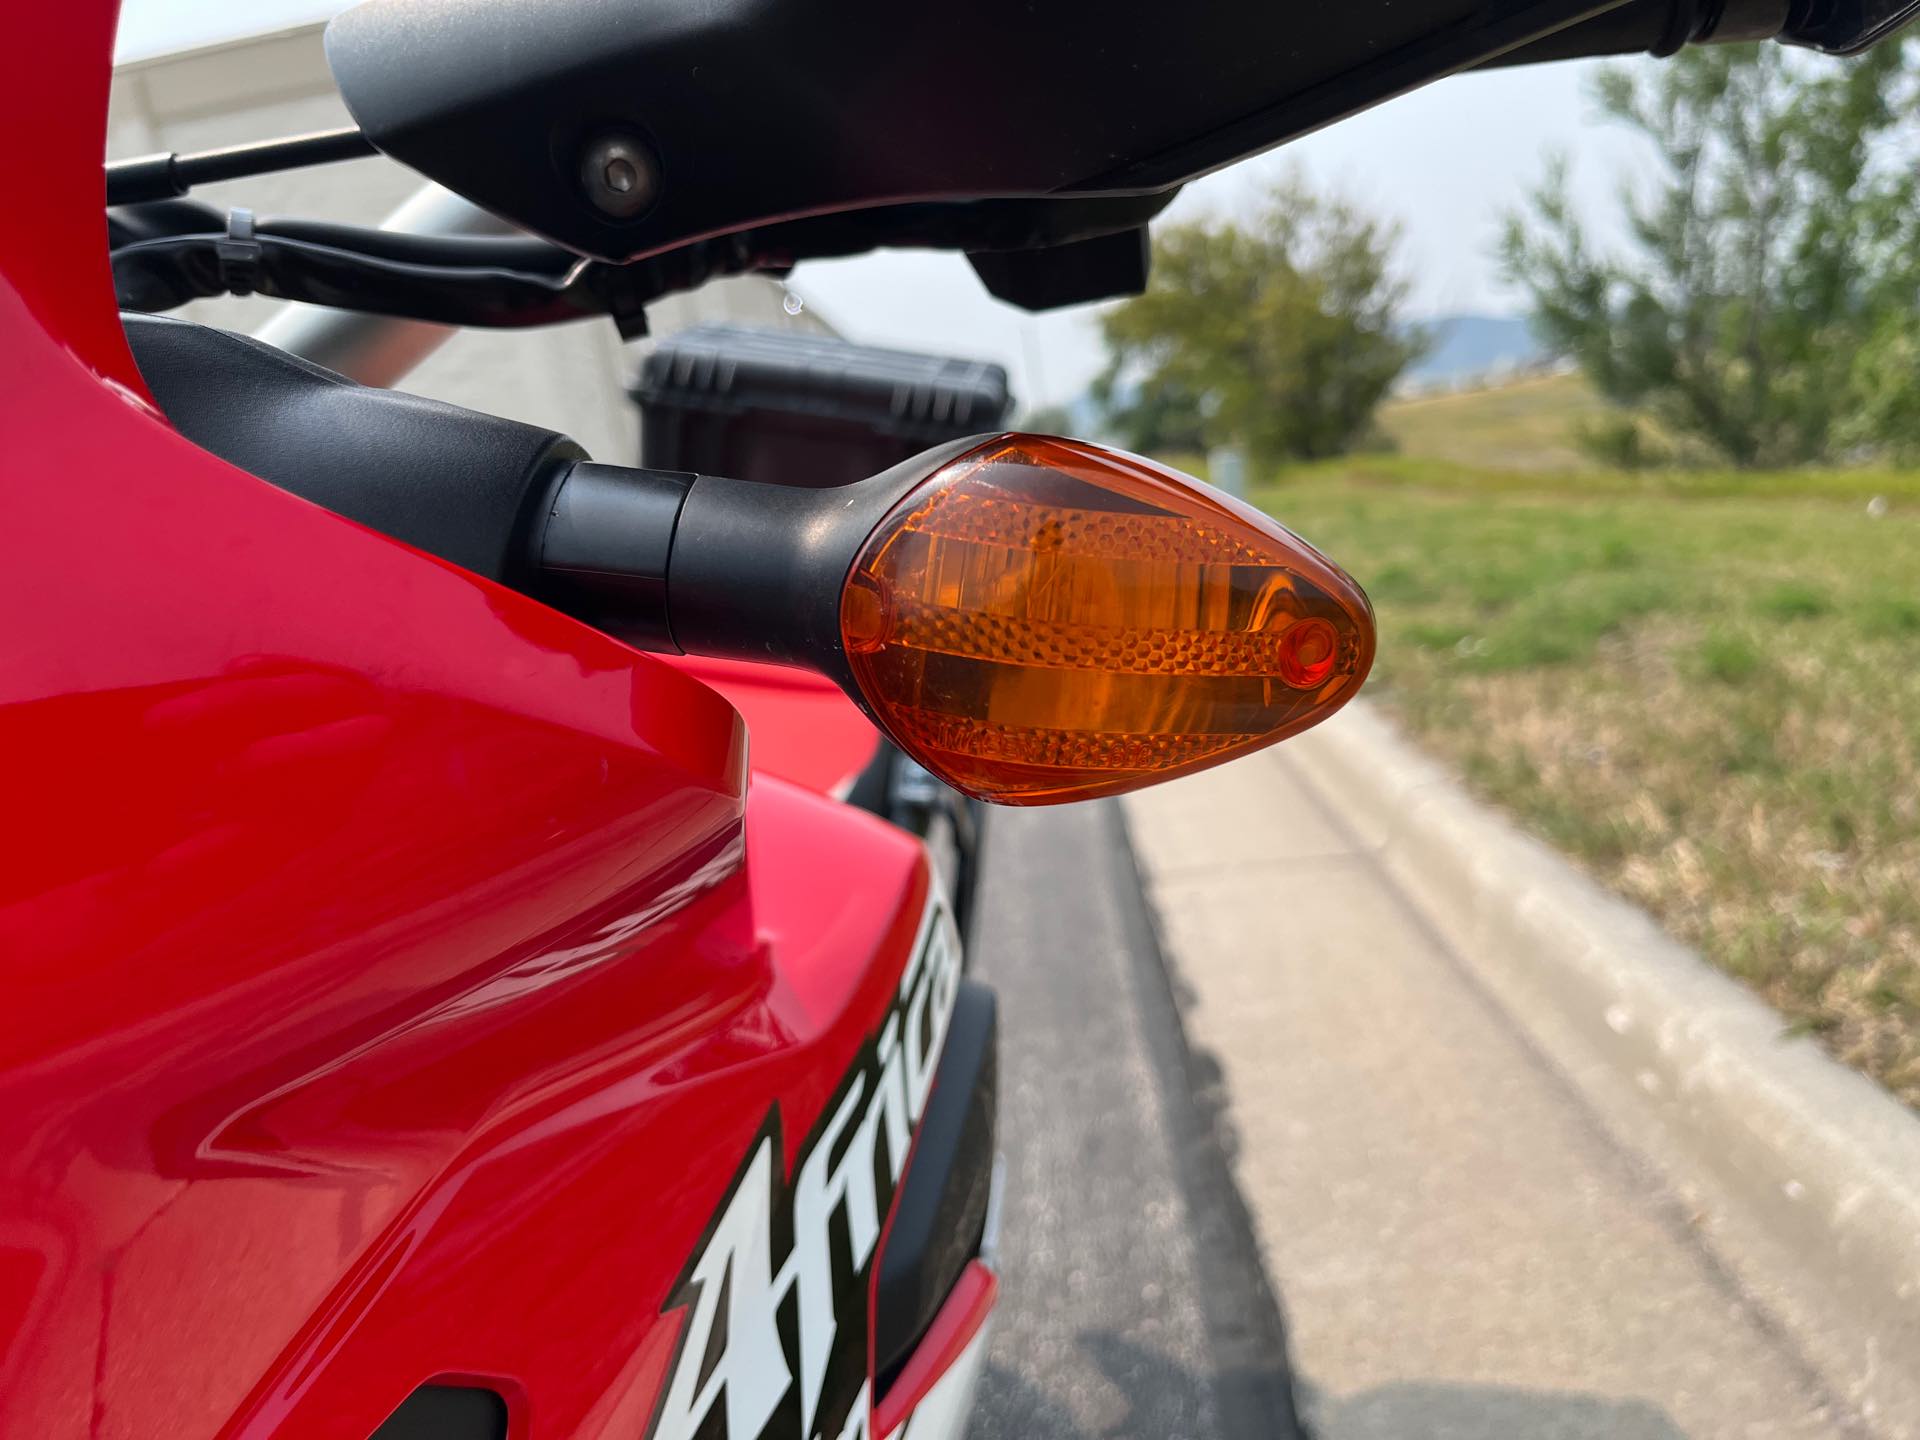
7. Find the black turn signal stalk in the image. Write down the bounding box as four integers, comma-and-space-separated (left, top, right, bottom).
526, 438, 984, 684
528, 434, 1377, 806
532, 462, 692, 652
121, 313, 1375, 806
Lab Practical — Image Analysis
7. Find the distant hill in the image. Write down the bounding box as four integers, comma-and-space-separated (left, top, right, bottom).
1400, 314, 1546, 388
1378, 371, 1614, 470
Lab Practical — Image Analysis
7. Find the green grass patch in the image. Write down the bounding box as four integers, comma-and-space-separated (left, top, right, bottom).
1860, 591, 1920, 636
1247, 459, 1920, 1108
1757, 582, 1832, 621
1693, 630, 1767, 685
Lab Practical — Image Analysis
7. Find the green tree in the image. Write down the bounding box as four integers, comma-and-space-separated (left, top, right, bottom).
1096, 180, 1420, 467
1846, 319, 1920, 458
1086, 369, 1207, 455
1016, 403, 1078, 436
1502, 42, 1920, 468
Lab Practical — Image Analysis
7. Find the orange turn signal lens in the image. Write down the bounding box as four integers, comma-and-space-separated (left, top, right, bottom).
838, 435, 1375, 805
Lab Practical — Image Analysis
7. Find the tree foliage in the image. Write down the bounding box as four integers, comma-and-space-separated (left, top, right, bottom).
1087, 369, 1207, 456
1502, 42, 1920, 467
1016, 403, 1078, 436
1095, 181, 1421, 465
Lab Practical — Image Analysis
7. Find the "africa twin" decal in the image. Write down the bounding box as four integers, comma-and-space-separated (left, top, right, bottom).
645, 889, 963, 1440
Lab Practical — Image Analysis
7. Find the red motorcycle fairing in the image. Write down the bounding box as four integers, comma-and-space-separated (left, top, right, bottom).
666, 656, 882, 798
0, 3, 980, 1435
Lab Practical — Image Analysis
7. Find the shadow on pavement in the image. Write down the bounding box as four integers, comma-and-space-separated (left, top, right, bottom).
975, 1329, 1301, 1440
979, 1348, 1688, 1440
975, 1325, 1685, 1440
974, 1361, 1097, 1439
1303, 1378, 1689, 1440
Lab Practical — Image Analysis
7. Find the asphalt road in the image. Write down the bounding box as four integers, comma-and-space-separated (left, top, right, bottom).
967, 801, 1306, 1440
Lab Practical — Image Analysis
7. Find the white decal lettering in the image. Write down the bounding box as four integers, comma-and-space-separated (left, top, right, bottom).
645, 889, 965, 1440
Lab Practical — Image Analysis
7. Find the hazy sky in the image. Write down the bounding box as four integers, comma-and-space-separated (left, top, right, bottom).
795, 62, 1656, 409
118, 0, 1658, 408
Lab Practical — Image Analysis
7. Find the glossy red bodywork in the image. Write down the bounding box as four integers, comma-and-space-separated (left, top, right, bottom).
666, 656, 880, 796
0, 5, 962, 1435
871, 1262, 997, 1438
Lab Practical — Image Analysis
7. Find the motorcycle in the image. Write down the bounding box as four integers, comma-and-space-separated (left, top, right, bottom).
1, 0, 1905, 1436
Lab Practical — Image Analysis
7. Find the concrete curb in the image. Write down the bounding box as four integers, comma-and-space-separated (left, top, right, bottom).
1279, 700, 1920, 1435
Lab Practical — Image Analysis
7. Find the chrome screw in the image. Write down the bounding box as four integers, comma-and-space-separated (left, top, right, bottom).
580, 134, 659, 220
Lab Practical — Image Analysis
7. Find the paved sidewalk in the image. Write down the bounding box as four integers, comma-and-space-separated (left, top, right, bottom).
1123, 746, 1863, 1440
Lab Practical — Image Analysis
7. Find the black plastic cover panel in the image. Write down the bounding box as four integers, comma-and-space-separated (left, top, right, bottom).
326, 0, 1609, 262
968, 229, 1152, 313
370, 1385, 507, 1440
873, 980, 997, 1386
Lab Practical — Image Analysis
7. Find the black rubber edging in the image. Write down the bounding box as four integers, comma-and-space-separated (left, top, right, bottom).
1101, 799, 1313, 1440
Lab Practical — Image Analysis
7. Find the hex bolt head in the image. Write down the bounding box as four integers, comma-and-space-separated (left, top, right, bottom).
580, 134, 660, 220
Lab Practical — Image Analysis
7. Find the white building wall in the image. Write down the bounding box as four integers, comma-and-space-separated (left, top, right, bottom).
108, 23, 830, 465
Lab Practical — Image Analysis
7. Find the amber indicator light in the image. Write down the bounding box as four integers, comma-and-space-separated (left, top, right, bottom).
839, 434, 1375, 805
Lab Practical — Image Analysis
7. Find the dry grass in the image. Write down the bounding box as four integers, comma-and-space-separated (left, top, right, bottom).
1377, 372, 1616, 470
1253, 468, 1920, 1106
